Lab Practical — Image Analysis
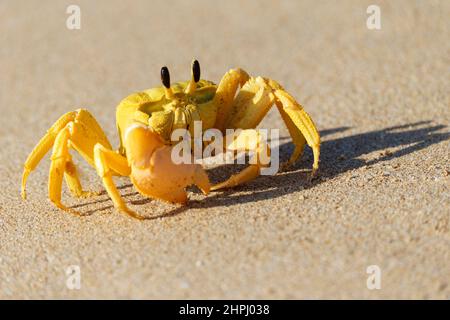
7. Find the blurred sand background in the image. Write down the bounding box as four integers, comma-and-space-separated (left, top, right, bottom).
0, 0, 449, 299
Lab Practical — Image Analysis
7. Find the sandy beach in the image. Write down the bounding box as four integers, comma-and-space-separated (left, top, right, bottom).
0, 0, 449, 299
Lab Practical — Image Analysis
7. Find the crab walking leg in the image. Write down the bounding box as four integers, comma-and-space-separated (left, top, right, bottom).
211, 129, 271, 190
48, 125, 104, 213
211, 77, 276, 190
48, 126, 73, 211
275, 102, 307, 168
22, 111, 78, 199
271, 87, 321, 176
22, 109, 113, 200
213, 68, 250, 132
216, 75, 319, 177
64, 160, 98, 198
92, 144, 144, 219
224, 76, 275, 130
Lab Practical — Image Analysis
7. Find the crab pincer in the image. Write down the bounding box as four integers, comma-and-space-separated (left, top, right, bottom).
124, 124, 210, 205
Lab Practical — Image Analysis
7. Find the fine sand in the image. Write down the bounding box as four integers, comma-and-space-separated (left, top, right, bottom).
0, 0, 449, 299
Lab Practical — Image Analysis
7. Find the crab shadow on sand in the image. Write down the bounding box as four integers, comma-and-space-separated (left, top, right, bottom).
70, 121, 449, 219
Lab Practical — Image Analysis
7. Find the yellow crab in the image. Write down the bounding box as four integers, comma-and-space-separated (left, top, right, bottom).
21, 60, 320, 219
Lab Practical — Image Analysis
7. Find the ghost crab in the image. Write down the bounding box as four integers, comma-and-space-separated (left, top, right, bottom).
21, 60, 320, 219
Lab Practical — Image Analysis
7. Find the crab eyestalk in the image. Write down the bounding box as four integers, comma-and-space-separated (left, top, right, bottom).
161, 66, 174, 99
185, 59, 201, 94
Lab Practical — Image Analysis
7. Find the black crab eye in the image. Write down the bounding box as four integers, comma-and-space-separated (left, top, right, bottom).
161, 66, 170, 88
192, 60, 200, 82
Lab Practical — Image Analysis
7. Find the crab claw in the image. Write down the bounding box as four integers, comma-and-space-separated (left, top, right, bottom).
124, 124, 210, 204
